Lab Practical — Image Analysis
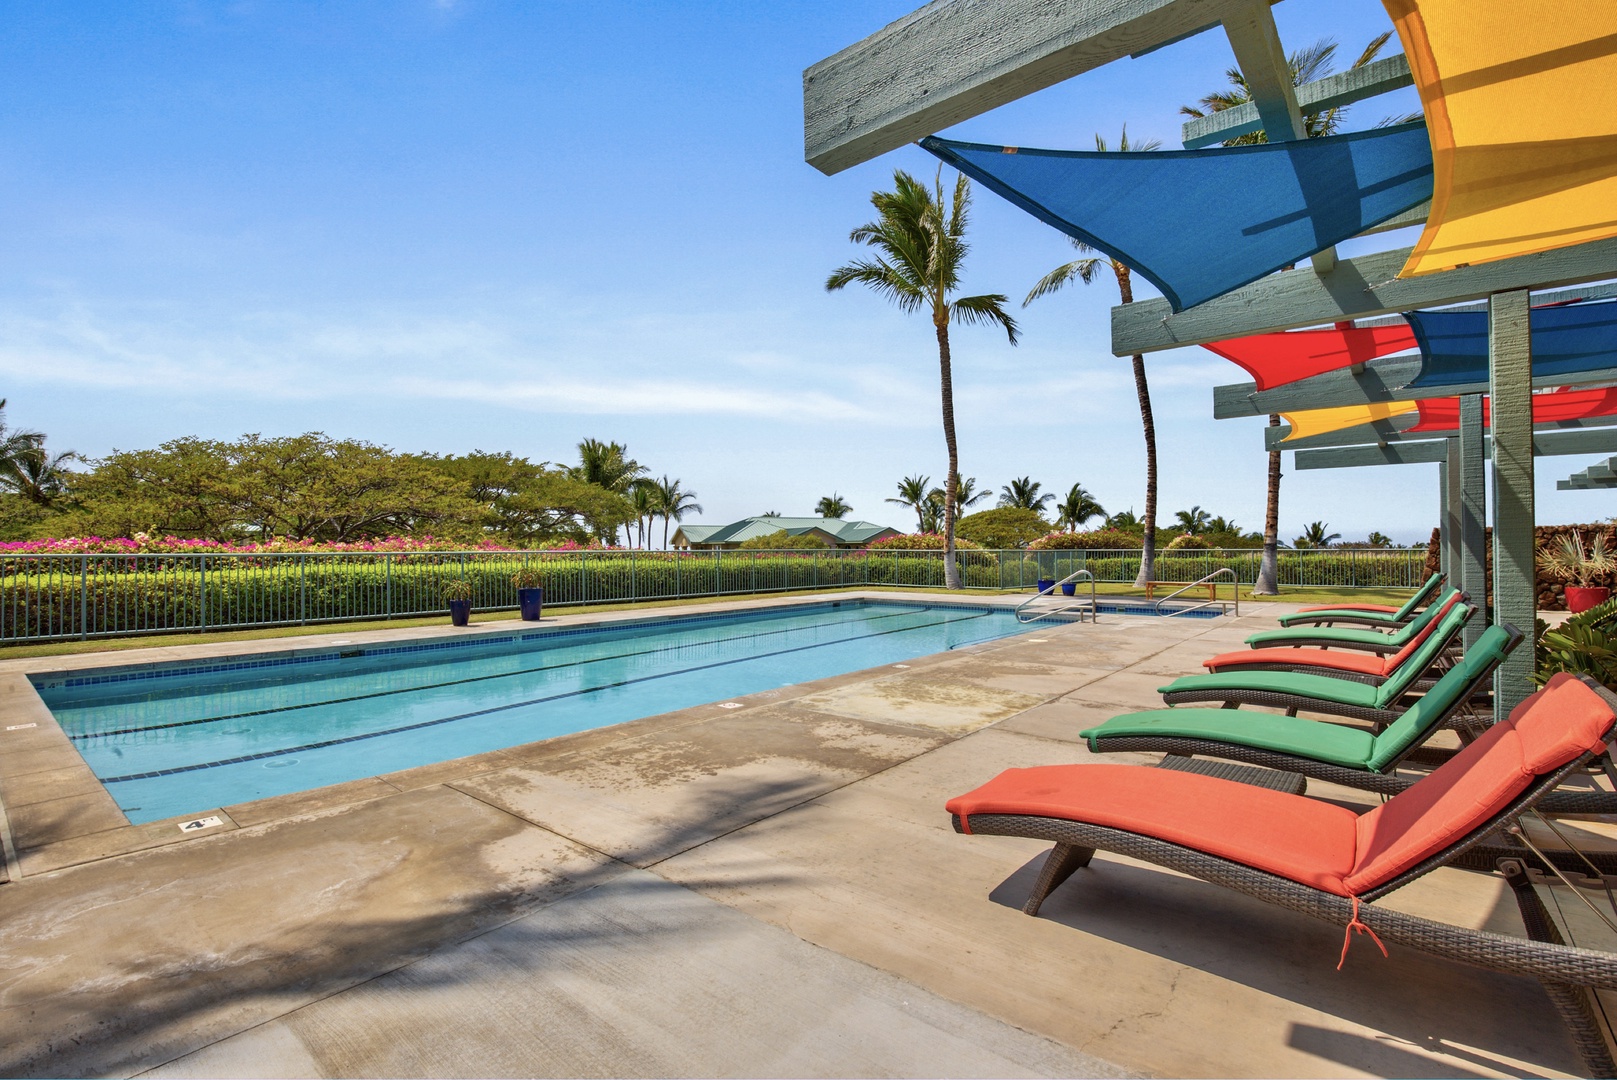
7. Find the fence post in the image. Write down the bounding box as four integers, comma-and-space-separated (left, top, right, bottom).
385, 555, 392, 619
80, 554, 88, 640
199, 554, 207, 634
299, 554, 307, 625
631, 551, 637, 602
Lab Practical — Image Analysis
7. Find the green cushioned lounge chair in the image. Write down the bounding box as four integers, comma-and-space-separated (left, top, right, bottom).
1159, 603, 1476, 725
1078, 624, 1615, 814
1243, 587, 1463, 655
1274, 572, 1444, 629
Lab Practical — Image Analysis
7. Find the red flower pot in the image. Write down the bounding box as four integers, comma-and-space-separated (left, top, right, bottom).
1565, 586, 1610, 614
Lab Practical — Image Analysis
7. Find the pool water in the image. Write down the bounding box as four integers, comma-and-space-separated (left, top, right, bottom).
36, 601, 1048, 824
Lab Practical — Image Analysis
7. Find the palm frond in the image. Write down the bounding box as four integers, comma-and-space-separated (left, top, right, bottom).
951, 294, 1020, 344
1023, 259, 1102, 306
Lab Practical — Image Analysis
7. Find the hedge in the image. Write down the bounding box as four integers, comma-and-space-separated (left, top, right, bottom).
0, 547, 1425, 642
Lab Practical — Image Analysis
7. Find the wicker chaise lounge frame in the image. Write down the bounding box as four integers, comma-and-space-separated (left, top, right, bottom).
953, 726, 1617, 1076
1159, 613, 1497, 727
1275, 573, 1445, 630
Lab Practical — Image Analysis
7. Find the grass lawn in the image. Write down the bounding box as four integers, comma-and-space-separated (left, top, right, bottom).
0, 582, 1414, 661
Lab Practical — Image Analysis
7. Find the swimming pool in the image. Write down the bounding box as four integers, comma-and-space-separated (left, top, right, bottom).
35, 600, 1050, 824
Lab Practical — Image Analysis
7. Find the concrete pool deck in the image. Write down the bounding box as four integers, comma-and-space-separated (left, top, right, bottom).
0, 590, 1605, 1077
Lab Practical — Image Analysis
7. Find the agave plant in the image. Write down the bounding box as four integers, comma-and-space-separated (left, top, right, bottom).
1537, 532, 1617, 588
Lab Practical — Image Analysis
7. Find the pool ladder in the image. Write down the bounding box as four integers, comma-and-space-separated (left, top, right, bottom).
1015, 570, 1098, 624
1153, 568, 1240, 618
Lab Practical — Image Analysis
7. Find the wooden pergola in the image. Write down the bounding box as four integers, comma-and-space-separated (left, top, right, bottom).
804, 0, 1617, 711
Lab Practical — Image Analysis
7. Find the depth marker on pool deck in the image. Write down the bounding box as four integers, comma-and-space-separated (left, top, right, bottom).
177, 815, 224, 834
717, 702, 744, 709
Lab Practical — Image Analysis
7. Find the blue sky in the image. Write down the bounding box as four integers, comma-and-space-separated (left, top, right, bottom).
0, 1, 1593, 543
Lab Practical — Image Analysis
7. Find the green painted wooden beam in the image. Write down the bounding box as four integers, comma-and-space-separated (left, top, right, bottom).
1112, 238, 1617, 355
1559, 455, 1617, 488
1489, 291, 1535, 713
1293, 441, 1447, 468
1292, 428, 1617, 468
803, 0, 1255, 175
1457, 395, 1487, 648
1442, 437, 1460, 581
1211, 282, 1617, 419
1181, 52, 1412, 148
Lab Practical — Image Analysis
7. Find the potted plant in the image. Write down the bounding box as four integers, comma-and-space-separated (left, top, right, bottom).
443, 578, 474, 626
1538, 532, 1616, 613
511, 566, 543, 621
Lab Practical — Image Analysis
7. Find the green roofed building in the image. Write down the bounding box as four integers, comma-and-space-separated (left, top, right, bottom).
671, 516, 901, 551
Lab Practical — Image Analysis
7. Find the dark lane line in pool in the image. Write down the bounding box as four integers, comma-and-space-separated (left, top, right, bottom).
99, 609, 992, 783
71, 605, 935, 741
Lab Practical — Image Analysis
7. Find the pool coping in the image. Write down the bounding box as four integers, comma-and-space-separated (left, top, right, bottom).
0, 589, 1085, 878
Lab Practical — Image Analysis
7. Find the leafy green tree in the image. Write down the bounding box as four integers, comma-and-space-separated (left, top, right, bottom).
1024, 128, 1162, 589
1294, 521, 1342, 549
488, 470, 635, 546
828, 168, 1019, 589
738, 529, 829, 550
571, 438, 646, 494
1181, 32, 1414, 594
1056, 483, 1106, 531
956, 507, 1049, 550
66, 437, 239, 539
885, 474, 932, 532
815, 493, 852, 518
998, 476, 1053, 512
654, 475, 702, 549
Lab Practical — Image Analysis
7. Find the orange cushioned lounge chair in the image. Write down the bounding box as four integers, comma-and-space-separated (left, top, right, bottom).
946, 674, 1617, 1076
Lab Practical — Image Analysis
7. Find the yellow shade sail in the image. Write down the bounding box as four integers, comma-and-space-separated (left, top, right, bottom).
1281, 401, 1419, 443
1385, 0, 1617, 277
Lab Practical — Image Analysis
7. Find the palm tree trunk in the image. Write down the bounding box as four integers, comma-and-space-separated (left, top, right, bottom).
663, 514, 670, 550
1114, 266, 1157, 588
935, 317, 962, 589
1254, 414, 1282, 594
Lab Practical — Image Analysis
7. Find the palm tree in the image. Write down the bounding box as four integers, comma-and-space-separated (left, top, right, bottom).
828, 169, 1020, 588
1181, 33, 1415, 594
653, 476, 702, 549
1024, 128, 1162, 588
0, 400, 45, 482
1295, 521, 1342, 549
921, 475, 990, 534
627, 479, 659, 548
998, 476, 1053, 512
815, 493, 852, 518
0, 447, 79, 507
1366, 531, 1393, 549
759, 509, 782, 518
1106, 509, 1141, 531
1055, 483, 1106, 531
571, 438, 647, 495
886, 474, 932, 532
1175, 505, 1212, 535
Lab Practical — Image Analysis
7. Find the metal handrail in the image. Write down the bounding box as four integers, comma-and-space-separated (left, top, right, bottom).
1016, 569, 1097, 624
1153, 567, 1239, 617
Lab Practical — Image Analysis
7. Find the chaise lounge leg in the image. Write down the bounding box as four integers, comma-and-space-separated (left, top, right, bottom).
1500, 859, 1617, 1078
1025, 842, 1094, 916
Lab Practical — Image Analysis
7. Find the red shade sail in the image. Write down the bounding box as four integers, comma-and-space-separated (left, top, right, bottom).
1203, 324, 1419, 391
1407, 387, 1617, 432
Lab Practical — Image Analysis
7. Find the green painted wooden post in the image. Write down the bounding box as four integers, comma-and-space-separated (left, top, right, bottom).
1489, 289, 1536, 714
1442, 438, 1461, 585
1457, 395, 1488, 648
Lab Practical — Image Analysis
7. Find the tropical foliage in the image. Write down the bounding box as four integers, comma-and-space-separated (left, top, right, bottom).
738, 529, 829, 550
998, 477, 1053, 512
1055, 484, 1105, 531
0, 411, 703, 550
1535, 597, 1617, 690
1294, 521, 1343, 549
815, 493, 852, 518
956, 507, 1049, 550
828, 169, 1019, 588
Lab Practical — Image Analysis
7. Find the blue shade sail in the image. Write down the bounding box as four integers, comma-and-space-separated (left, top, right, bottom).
1403, 300, 1617, 389
921, 122, 1434, 312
